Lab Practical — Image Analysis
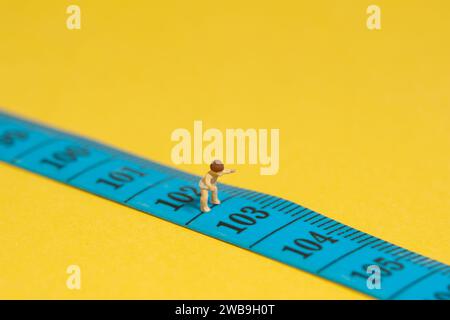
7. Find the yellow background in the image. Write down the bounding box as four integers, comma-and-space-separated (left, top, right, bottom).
0, 1, 449, 299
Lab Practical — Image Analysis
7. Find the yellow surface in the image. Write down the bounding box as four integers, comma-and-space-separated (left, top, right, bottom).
0, 1, 449, 299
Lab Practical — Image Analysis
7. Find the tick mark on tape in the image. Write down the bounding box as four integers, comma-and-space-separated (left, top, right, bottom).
387, 267, 445, 300
357, 235, 375, 243
66, 157, 114, 182
344, 230, 361, 238
285, 205, 300, 214
317, 238, 382, 274
326, 225, 346, 235
249, 216, 305, 248
310, 216, 327, 225
304, 214, 320, 222
317, 219, 334, 228
290, 207, 309, 217
261, 198, 281, 208
12, 138, 58, 163
279, 202, 295, 212
124, 177, 175, 203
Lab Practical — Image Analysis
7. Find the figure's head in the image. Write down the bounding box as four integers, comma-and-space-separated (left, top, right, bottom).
210, 159, 224, 173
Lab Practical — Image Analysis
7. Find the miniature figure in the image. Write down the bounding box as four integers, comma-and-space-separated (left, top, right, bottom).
199, 160, 236, 212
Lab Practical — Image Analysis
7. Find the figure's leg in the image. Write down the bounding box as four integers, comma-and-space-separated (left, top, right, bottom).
211, 187, 221, 204
200, 189, 211, 212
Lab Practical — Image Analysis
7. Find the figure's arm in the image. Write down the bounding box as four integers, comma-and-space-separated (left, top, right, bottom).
222, 168, 236, 174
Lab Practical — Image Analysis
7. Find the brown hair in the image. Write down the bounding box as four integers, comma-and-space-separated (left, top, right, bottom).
210, 160, 224, 172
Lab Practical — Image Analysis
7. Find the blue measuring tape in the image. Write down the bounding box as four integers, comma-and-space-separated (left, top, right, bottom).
0, 110, 449, 300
